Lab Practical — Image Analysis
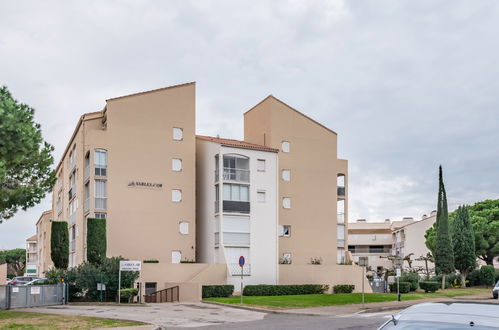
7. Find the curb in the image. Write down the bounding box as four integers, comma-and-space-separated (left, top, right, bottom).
202, 301, 323, 316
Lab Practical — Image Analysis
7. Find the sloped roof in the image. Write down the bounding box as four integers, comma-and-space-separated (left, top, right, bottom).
106, 81, 195, 102
196, 135, 279, 153
26, 235, 37, 242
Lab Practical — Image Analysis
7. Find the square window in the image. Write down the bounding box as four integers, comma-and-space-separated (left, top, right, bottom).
179, 221, 189, 235
257, 159, 266, 172
282, 169, 291, 181
283, 225, 291, 237
282, 197, 291, 209
173, 127, 183, 141
257, 191, 266, 202
171, 251, 181, 264
172, 158, 182, 171
94, 212, 106, 219
281, 141, 290, 153
282, 253, 292, 264
171, 189, 182, 202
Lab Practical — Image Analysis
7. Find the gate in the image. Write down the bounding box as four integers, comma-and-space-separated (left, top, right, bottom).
0, 284, 66, 309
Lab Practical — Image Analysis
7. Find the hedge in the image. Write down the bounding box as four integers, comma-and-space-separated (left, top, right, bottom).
333, 285, 355, 293
87, 218, 107, 264
202, 285, 234, 298
51, 221, 69, 269
120, 288, 138, 303
400, 272, 419, 291
389, 282, 411, 294
243, 284, 329, 296
419, 281, 440, 293
480, 265, 496, 286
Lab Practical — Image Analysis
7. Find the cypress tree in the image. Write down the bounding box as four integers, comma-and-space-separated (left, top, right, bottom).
452, 205, 475, 287
51, 221, 69, 269
87, 218, 107, 264
434, 165, 454, 289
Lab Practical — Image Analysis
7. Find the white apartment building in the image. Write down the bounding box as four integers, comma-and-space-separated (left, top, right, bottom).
196, 135, 279, 287
25, 235, 38, 277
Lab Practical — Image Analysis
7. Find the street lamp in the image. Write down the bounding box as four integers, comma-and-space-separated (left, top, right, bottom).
359, 257, 368, 307
393, 257, 403, 302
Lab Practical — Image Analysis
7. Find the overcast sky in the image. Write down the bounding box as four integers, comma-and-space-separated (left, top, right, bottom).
1, 1, 498, 249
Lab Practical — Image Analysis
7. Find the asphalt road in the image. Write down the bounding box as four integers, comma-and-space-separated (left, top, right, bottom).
168, 311, 393, 330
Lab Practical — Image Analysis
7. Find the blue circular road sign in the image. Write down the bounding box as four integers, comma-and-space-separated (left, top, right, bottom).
239, 256, 245, 267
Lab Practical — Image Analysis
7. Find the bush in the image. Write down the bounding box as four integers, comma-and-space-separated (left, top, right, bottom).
495, 269, 499, 283
143, 260, 159, 263
419, 281, 440, 293
430, 275, 450, 289
243, 284, 329, 296
480, 265, 496, 286
202, 285, 234, 298
87, 218, 107, 264
389, 282, 411, 294
51, 221, 69, 269
467, 269, 481, 286
333, 285, 355, 293
120, 288, 138, 303
447, 273, 462, 288
400, 272, 419, 291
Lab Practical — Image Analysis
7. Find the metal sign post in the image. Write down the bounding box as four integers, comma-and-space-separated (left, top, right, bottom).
118, 261, 142, 304
239, 256, 245, 304
359, 257, 368, 307
394, 258, 402, 302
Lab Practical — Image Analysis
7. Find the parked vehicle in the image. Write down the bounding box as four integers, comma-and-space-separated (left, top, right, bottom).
8, 276, 41, 285
25, 278, 49, 286
493, 280, 499, 299
378, 302, 499, 329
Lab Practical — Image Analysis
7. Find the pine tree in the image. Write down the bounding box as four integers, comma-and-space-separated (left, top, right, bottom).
434, 165, 454, 289
452, 205, 476, 287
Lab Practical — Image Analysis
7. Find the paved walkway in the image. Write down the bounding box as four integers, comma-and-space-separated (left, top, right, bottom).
19, 302, 266, 328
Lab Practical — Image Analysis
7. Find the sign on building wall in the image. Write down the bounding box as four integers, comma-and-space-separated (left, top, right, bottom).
127, 181, 163, 189
119, 260, 141, 271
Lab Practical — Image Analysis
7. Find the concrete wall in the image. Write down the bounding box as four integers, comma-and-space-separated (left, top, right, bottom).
279, 264, 372, 293
0, 263, 7, 284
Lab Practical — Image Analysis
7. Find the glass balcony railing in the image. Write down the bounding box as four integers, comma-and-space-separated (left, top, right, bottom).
223, 168, 249, 182
223, 201, 250, 213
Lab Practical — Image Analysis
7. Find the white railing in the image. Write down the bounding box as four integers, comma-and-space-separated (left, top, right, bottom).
223, 168, 250, 182
228, 263, 251, 276
69, 213, 76, 223
95, 197, 107, 210
223, 232, 250, 245
214, 232, 220, 245
337, 239, 345, 248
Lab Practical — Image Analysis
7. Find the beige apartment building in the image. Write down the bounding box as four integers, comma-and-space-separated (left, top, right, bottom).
25, 235, 38, 277
35, 211, 53, 275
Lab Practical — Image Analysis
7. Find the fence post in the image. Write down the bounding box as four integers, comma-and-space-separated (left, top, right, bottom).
6, 285, 11, 310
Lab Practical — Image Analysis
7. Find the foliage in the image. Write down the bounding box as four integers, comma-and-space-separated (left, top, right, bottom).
51, 221, 69, 269
400, 272, 419, 291
120, 288, 138, 303
430, 275, 451, 289
279, 257, 291, 264
310, 257, 322, 265
426, 199, 499, 265
243, 284, 329, 296
45, 257, 139, 302
180, 259, 196, 263
0, 248, 26, 276
0, 86, 55, 222
447, 273, 463, 288
86, 218, 106, 264
479, 265, 496, 286
466, 269, 481, 286
143, 260, 159, 263
419, 281, 440, 293
389, 282, 411, 294
333, 284, 355, 293
451, 205, 476, 286
434, 166, 454, 288
202, 285, 234, 298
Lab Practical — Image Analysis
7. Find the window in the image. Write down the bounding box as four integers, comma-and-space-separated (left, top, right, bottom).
94, 149, 107, 176
172, 158, 182, 171
173, 127, 183, 141
171, 189, 182, 202
84, 152, 90, 179
281, 141, 290, 153
223, 155, 249, 182
223, 184, 249, 202
215, 185, 220, 213
257, 159, 266, 172
282, 169, 291, 181
282, 197, 291, 209
95, 179, 107, 210
257, 191, 266, 202
94, 212, 106, 219
282, 225, 291, 237
69, 171, 76, 199
179, 221, 189, 235
145, 282, 157, 295
282, 253, 292, 264
337, 250, 345, 264
84, 182, 89, 212
171, 251, 182, 264
337, 224, 345, 248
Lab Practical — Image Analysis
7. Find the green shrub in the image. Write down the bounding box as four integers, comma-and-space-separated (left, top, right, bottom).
389, 282, 411, 294
430, 275, 451, 289
480, 265, 496, 286
120, 288, 138, 303
495, 269, 499, 283
87, 218, 107, 264
202, 285, 234, 298
51, 221, 69, 269
243, 284, 329, 296
143, 260, 159, 263
419, 281, 440, 293
333, 285, 355, 293
400, 272, 419, 291
466, 269, 481, 286
447, 273, 462, 288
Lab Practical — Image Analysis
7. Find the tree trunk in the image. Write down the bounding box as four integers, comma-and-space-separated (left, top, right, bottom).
461, 273, 467, 288
442, 274, 446, 290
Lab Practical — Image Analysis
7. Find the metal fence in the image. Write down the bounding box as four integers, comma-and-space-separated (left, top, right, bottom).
0, 284, 66, 310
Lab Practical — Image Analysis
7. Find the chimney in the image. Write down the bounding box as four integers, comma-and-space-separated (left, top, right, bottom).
422, 214, 427, 219
430, 210, 437, 217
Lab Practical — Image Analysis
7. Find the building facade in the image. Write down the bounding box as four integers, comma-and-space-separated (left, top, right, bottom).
25, 235, 38, 277
35, 210, 53, 275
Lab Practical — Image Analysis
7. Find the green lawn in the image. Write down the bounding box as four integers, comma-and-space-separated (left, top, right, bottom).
204, 288, 489, 308
0, 311, 145, 329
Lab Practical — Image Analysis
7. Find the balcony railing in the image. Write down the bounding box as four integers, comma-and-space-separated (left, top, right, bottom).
84, 198, 90, 212
223, 200, 250, 214
95, 197, 107, 210
223, 232, 250, 245
350, 248, 392, 254
56, 200, 62, 213
215, 201, 219, 213
337, 239, 345, 248
228, 263, 251, 276
69, 213, 76, 224
223, 168, 249, 182
70, 240, 75, 251
214, 232, 220, 245
337, 186, 345, 197
84, 164, 90, 180
337, 212, 345, 223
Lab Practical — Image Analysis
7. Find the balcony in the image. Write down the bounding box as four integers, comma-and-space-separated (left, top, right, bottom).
223, 232, 250, 246
84, 198, 90, 212
228, 263, 251, 276
215, 201, 219, 213
70, 240, 75, 251
337, 186, 345, 197
214, 232, 220, 245
337, 212, 345, 223
95, 197, 107, 210
69, 213, 76, 224
84, 164, 90, 180
223, 201, 250, 214
337, 239, 345, 248
349, 247, 392, 254
222, 168, 249, 182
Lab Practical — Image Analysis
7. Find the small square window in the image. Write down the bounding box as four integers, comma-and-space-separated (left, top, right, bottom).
257, 159, 266, 172
172, 158, 182, 171
283, 225, 291, 237
171, 251, 181, 264
172, 189, 182, 202
94, 212, 106, 219
282, 253, 292, 264
281, 141, 290, 153
257, 191, 266, 202
282, 169, 291, 181
282, 197, 291, 209
179, 221, 189, 235
173, 127, 183, 141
